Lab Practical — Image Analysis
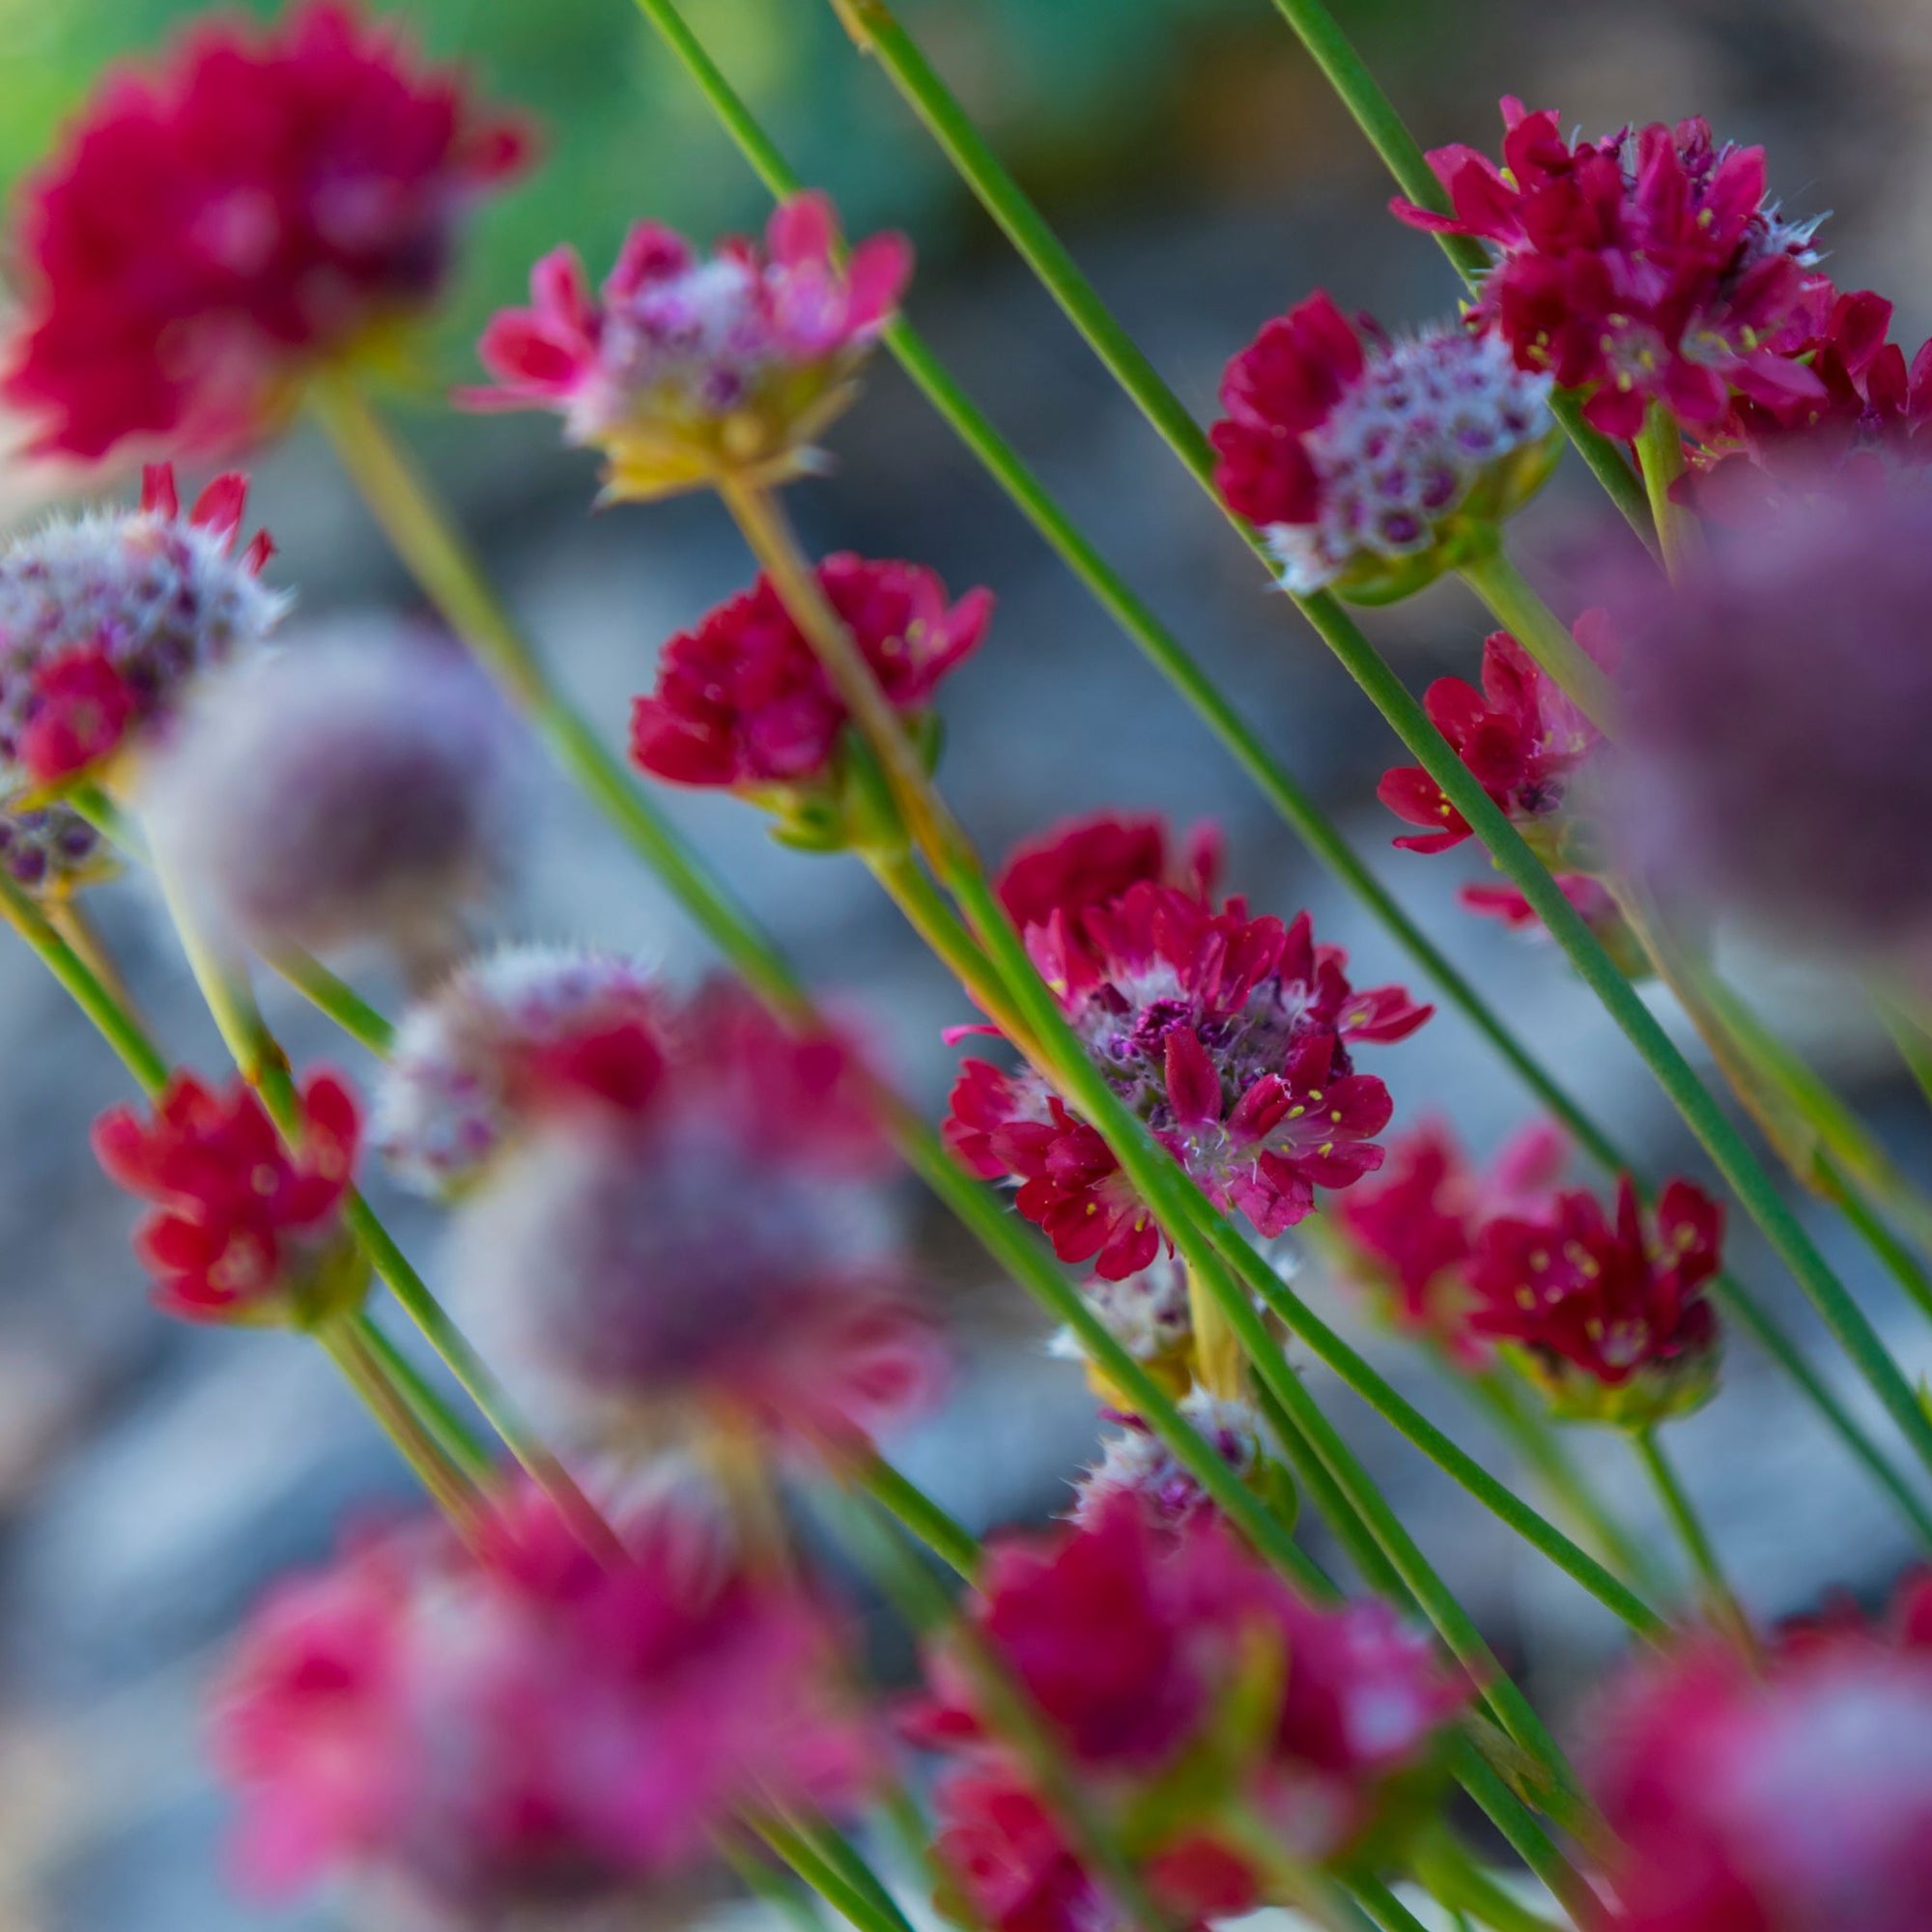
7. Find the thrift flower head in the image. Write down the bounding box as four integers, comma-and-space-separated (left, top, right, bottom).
467, 194, 910, 500
0, 465, 282, 787
631, 553, 989, 848
1394, 99, 1831, 440
145, 631, 516, 960
1071, 1389, 1264, 1538
1467, 1176, 1722, 1427
92, 1069, 363, 1325
6, 3, 528, 460
950, 838, 1429, 1277
444, 979, 941, 1451
212, 1485, 874, 1912
1587, 1579, 1932, 1932
0, 793, 111, 896
1211, 294, 1557, 600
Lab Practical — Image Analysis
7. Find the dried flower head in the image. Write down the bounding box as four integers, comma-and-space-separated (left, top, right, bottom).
6, 2, 528, 459
92, 1069, 364, 1325
144, 630, 516, 960
1212, 294, 1557, 600
1467, 1176, 1723, 1427
630, 553, 989, 847
212, 1486, 874, 1912
467, 193, 910, 500
0, 465, 283, 787
1071, 1389, 1264, 1537
1046, 1255, 1197, 1397
1394, 99, 1831, 439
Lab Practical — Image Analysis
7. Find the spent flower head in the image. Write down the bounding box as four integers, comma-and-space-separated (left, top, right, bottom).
467, 193, 910, 500
1212, 293, 1557, 600
6, 2, 529, 460
0, 792, 112, 897
1071, 1389, 1265, 1539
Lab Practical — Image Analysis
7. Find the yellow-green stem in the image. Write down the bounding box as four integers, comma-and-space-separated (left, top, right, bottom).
1633, 1429, 1753, 1656
1634, 401, 1706, 581
1457, 549, 1617, 734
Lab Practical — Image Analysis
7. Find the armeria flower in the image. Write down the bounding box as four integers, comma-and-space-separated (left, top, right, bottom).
1046, 1254, 1197, 1400
914, 1495, 1467, 1914
1466, 1175, 1722, 1427
441, 977, 941, 1453
950, 865, 1428, 1278
0, 792, 112, 896
1586, 1578, 1932, 1932
631, 554, 990, 848
1459, 873, 1649, 976
1608, 488, 1932, 965
1211, 293, 1557, 599
144, 631, 516, 961
92, 1069, 363, 1325
1332, 1119, 1568, 1358
1071, 1389, 1265, 1537
212, 1485, 874, 1913
1392, 99, 1831, 440
1377, 618, 1611, 862
466, 194, 910, 501
5, 2, 528, 460
0, 465, 283, 788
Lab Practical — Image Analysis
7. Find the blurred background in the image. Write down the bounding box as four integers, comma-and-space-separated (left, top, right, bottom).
3, 0, 1932, 1924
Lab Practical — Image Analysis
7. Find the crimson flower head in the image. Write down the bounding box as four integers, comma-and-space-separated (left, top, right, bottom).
466, 193, 910, 501
1394, 99, 1830, 440
1211, 293, 1557, 600
92, 1069, 363, 1325
0, 465, 283, 788
1467, 1175, 1723, 1426
1586, 1578, 1932, 1932
950, 829, 1429, 1277
6, 3, 529, 461
631, 554, 990, 848
212, 1485, 875, 1913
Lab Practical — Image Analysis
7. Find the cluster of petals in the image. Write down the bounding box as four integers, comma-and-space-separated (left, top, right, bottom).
1395, 99, 1832, 439
92, 1068, 361, 1325
630, 554, 990, 816
467, 193, 910, 499
1587, 1575, 1932, 1932
5, 2, 528, 460
1333, 1119, 1568, 1358
951, 816, 1428, 1278
914, 1496, 1467, 1931
0, 465, 282, 788
1212, 292, 1556, 597
213, 1484, 873, 1912
1467, 1175, 1723, 1426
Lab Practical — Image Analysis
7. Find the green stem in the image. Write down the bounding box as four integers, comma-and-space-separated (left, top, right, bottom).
1448, 1742, 1605, 1930
722, 1837, 832, 1932
1348, 1876, 1436, 1932
1632, 1429, 1752, 1652
1251, 1380, 1391, 1603
1634, 401, 1704, 580
781, 1813, 923, 1932
1414, 1829, 1567, 1932
1457, 549, 1616, 732
269, 948, 397, 1055
847, 1445, 981, 1580
751, 1815, 916, 1932
352, 1314, 495, 1482
1875, 988, 1932, 1119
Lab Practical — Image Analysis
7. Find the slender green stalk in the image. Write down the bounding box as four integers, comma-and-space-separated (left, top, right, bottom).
781, 1813, 923, 1932
1414, 1830, 1567, 1932
1876, 988, 1932, 1118
353, 1314, 495, 1483
1447, 1743, 1605, 1930
751, 1815, 917, 1932
722, 1837, 832, 1932
848, 1445, 981, 1580
1633, 1430, 1753, 1652
269, 949, 397, 1055
1457, 549, 1616, 731
1251, 1378, 1395, 1603
1349, 1877, 1437, 1932
1634, 402, 1704, 580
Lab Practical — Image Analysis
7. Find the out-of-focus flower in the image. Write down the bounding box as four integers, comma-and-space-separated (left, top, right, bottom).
1071, 1389, 1264, 1537
0, 792, 112, 895
914, 1496, 1467, 1918
1377, 618, 1611, 862
950, 840, 1428, 1277
1610, 489, 1932, 967
1467, 1176, 1722, 1426
1586, 1577, 1932, 1932
1393, 99, 1830, 440
213, 1485, 874, 1912
1211, 294, 1557, 599
92, 1069, 363, 1325
442, 978, 940, 1453
466, 194, 909, 501
1332, 1119, 1568, 1359
0, 465, 283, 788
144, 630, 516, 961
6, 2, 528, 460
631, 553, 989, 849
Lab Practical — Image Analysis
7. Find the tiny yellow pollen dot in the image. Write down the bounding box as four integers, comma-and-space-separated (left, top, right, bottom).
1329, 1109, 1343, 1123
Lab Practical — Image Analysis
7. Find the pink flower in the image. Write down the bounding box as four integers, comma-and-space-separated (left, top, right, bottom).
1459, 873, 1646, 973
0, 464, 283, 787
1211, 293, 1556, 597
1586, 1580, 1932, 1932
212, 1487, 875, 1912
630, 554, 990, 826
1467, 1176, 1723, 1426
6, 2, 528, 460
466, 193, 911, 500
949, 848, 1428, 1277
92, 1068, 363, 1324
1393, 99, 1830, 440
1377, 618, 1611, 858
1332, 1119, 1568, 1357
